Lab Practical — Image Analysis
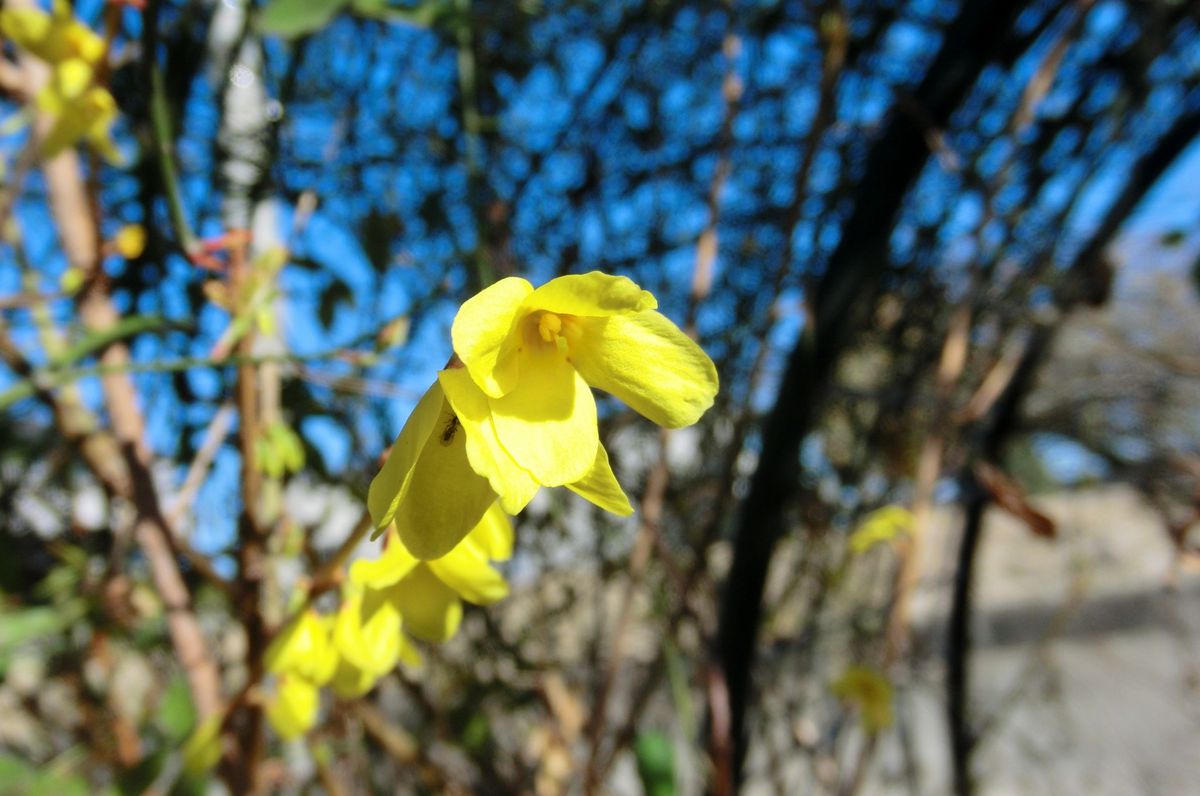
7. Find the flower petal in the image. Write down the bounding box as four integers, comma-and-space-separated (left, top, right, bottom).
333, 590, 402, 677
451, 276, 532, 398
0, 7, 103, 65
265, 610, 334, 685
566, 442, 634, 516
349, 526, 420, 589
390, 565, 463, 643
266, 676, 319, 741
397, 634, 423, 669
428, 538, 509, 605
439, 368, 539, 514
490, 347, 599, 486
468, 502, 514, 561
367, 381, 444, 531
522, 271, 657, 317
330, 658, 376, 700
570, 310, 717, 428
374, 381, 498, 559
0, 9, 53, 58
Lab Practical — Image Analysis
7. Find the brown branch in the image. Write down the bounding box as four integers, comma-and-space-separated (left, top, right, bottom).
225, 240, 270, 791
8, 2, 222, 720
166, 403, 236, 526
352, 701, 453, 791
583, 434, 670, 794
583, 9, 746, 791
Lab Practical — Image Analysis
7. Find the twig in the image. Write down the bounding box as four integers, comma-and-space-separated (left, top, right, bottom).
353, 701, 454, 790
142, 0, 202, 255
311, 739, 350, 796
583, 435, 670, 793
0, 347, 411, 411
454, 0, 495, 292
8, 0, 222, 719
166, 403, 237, 527
715, 4, 1033, 783
585, 10, 746, 790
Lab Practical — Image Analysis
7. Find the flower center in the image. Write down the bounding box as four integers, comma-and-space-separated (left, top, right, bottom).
537, 312, 562, 343
532, 311, 575, 356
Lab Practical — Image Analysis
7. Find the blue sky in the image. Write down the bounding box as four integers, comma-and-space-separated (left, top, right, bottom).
2, 0, 1198, 559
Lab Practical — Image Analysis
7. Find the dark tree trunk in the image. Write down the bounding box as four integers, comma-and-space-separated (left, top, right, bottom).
713, 1, 1036, 788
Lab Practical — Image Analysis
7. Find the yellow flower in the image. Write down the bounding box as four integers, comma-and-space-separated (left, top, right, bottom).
369, 272, 717, 558
830, 666, 894, 734
266, 675, 320, 741
1, 3, 119, 162
848, 506, 913, 555
35, 57, 119, 161
331, 589, 410, 678
351, 503, 512, 642
367, 377, 499, 559
0, 1, 106, 67
112, 223, 146, 259
264, 609, 337, 686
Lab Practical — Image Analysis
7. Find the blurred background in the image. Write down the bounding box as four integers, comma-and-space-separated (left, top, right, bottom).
1, 0, 1198, 793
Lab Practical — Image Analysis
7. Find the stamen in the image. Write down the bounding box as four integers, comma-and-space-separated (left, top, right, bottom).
538, 312, 562, 343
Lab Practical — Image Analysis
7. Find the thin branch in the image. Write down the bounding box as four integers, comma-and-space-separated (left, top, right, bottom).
142, 0, 201, 259
8, 0, 222, 719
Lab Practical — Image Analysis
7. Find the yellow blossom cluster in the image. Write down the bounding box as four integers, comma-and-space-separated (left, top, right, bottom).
188, 271, 715, 753
262, 504, 512, 740
299, 270, 713, 737
0, 0, 120, 161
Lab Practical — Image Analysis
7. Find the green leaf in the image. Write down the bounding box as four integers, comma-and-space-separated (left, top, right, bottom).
50, 315, 181, 368
0, 753, 90, 796
634, 730, 676, 796
59, 267, 85, 295
349, 0, 449, 27
277, 425, 306, 474
0, 755, 35, 792
830, 666, 894, 734
258, 0, 348, 38
182, 715, 223, 777
256, 436, 283, 478
0, 601, 86, 651
156, 674, 197, 744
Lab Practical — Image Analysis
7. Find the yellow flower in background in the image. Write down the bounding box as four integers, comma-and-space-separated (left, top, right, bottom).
352, 503, 512, 642
369, 272, 718, 558
0, 0, 105, 66
112, 223, 146, 259
330, 589, 417, 681
260, 597, 421, 731
264, 609, 338, 686
35, 57, 119, 161
266, 675, 320, 741
0, 2, 119, 162
848, 506, 913, 555
326, 596, 423, 702
830, 666, 894, 734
